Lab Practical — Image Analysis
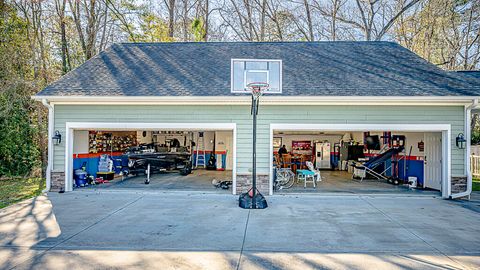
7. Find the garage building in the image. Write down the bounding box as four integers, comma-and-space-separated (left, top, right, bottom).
33, 42, 480, 198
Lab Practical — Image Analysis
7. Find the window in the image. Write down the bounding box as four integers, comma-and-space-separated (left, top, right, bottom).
231, 59, 282, 93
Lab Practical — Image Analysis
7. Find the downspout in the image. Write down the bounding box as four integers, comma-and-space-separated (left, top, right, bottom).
41, 99, 54, 192
450, 98, 479, 199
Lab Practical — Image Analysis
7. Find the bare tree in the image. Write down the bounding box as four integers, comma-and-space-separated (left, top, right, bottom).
164, 0, 176, 38
203, 0, 209, 40
104, 0, 137, 42
67, 0, 108, 60
331, 0, 341, 40
259, 0, 266, 40
303, 0, 314, 41
219, 0, 256, 40
55, 0, 71, 74
312, 0, 420, 41
180, 0, 196, 40
264, 0, 285, 40
394, 0, 479, 70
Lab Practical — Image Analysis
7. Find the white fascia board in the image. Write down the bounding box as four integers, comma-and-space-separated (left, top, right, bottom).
32, 95, 478, 106
66, 122, 236, 131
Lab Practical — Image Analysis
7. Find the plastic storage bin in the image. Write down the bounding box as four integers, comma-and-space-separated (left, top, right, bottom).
74, 169, 88, 187
408, 177, 417, 188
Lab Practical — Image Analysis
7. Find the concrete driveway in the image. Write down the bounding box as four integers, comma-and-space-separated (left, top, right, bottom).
1, 191, 479, 270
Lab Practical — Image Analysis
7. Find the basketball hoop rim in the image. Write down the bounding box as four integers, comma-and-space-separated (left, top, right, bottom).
246, 82, 269, 90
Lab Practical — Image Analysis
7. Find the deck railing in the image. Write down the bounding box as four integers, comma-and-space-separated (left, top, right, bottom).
470, 155, 480, 178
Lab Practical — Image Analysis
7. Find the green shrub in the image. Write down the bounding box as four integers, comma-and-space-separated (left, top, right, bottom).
0, 86, 40, 177
472, 131, 480, 145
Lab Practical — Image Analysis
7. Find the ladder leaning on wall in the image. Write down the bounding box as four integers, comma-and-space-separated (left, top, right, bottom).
195, 132, 206, 169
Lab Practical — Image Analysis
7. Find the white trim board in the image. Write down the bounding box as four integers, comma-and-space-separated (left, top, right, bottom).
269, 123, 451, 198
64, 122, 237, 194
66, 122, 236, 131
33, 95, 478, 106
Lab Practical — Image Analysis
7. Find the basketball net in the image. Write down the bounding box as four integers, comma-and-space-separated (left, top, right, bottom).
246, 82, 269, 99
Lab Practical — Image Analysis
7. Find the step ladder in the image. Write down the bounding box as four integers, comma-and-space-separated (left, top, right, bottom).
195, 132, 206, 168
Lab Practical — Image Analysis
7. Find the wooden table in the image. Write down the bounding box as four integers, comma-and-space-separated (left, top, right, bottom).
291, 156, 304, 173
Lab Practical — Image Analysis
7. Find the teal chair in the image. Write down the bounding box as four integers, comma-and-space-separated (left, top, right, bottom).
297, 169, 316, 188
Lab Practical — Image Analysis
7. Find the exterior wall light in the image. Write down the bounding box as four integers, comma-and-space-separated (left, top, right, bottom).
52, 130, 62, 145
456, 133, 466, 149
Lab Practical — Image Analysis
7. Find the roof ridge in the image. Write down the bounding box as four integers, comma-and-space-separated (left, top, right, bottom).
117, 40, 397, 46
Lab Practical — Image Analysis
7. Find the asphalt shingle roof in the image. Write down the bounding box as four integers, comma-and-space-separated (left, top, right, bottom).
36, 41, 480, 97
456, 71, 480, 80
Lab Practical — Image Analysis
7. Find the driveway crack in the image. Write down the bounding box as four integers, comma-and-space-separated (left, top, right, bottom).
236, 210, 250, 270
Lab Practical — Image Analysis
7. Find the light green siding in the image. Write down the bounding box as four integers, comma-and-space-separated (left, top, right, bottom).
53, 105, 466, 176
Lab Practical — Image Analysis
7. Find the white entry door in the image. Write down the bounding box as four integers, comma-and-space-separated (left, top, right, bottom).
424, 132, 442, 190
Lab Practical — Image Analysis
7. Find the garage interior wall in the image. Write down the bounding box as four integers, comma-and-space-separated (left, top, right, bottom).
54, 105, 466, 182
275, 132, 425, 158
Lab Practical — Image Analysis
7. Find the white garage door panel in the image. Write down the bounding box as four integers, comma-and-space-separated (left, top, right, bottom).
424, 132, 442, 191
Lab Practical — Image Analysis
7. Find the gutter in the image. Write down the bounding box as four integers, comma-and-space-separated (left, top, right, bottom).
41, 99, 54, 192
450, 98, 479, 199
30, 95, 480, 106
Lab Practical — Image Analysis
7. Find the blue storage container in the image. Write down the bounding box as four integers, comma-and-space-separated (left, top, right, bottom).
74, 169, 88, 187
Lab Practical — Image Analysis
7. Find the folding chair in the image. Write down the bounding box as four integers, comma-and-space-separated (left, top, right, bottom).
306, 161, 322, 182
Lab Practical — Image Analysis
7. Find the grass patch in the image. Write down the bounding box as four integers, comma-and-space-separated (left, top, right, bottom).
473, 178, 480, 192
0, 177, 45, 209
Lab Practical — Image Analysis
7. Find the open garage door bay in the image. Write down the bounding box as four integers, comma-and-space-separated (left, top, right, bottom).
270, 124, 449, 197
65, 123, 236, 193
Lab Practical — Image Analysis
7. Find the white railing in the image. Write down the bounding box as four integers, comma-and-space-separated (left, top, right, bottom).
470, 155, 480, 178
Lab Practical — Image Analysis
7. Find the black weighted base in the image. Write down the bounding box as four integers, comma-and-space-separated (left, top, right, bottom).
239, 189, 268, 209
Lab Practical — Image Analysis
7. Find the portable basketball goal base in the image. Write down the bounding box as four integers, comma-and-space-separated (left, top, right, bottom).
239, 82, 269, 209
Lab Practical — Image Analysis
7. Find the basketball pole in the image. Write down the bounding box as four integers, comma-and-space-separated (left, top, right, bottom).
238, 82, 268, 209
252, 95, 258, 208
